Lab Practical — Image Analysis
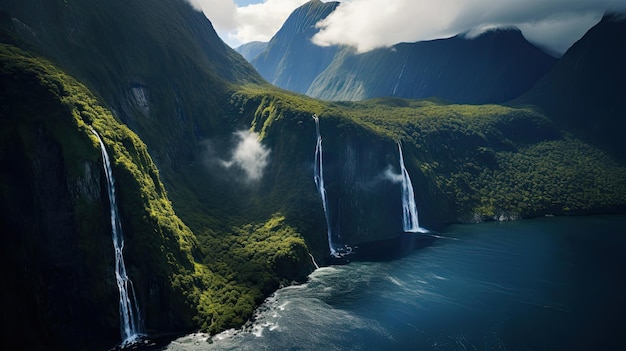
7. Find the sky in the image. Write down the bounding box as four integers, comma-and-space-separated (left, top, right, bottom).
184, 0, 626, 55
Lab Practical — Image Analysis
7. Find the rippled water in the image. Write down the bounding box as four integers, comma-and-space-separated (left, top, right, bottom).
163, 215, 626, 350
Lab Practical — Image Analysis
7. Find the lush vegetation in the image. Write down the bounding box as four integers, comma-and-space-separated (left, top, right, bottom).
2, 1, 626, 349
231, 87, 626, 225
338, 98, 626, 220
0, 44, 312, 348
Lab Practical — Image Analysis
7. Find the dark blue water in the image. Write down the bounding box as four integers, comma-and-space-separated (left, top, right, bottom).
164, 215, 626, 350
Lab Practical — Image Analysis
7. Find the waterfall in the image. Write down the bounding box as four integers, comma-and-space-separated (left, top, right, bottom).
397, 141, 428, 233
313, 115, 337, 256
308, 253, 320, 270
92, 129, 144, 345
392, 54, 409, 96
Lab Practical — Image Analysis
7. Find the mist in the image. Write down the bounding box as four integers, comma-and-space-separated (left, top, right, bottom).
202, 130, 271, 183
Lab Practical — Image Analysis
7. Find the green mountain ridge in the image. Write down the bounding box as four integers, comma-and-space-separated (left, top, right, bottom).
1, 0, 626, 349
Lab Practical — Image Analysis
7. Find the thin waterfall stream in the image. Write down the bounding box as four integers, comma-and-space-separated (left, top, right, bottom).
92, 129, 144, 346
313, 115, 337, 256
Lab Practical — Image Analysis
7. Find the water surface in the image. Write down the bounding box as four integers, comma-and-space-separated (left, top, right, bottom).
164, 215, 626, 350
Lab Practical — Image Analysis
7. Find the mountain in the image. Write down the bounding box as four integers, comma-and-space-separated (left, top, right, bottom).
308, 28, 558, 103
235, 40, 267, 62
246, 2, 557, 104
0, 0, 312, 349
514, 13, 626, 159
2, 0, 626, 349
251, 0, 340, 94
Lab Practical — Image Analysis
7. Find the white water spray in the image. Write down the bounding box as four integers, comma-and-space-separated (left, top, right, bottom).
313, 115, 337, 256
397, 141, 428, 233
92, 129, 144, 345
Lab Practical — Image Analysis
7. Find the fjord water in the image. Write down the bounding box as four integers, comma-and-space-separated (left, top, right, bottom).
164, 215, 626, 350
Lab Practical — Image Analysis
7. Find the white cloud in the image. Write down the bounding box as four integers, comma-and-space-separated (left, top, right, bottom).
516, 13, 604, 55
220, 130, 271, 183
383, 165, 403, 183
312, 0, 626, 54
184, 0, 238, 32
184, 0, 626, 54
184, 0, 308, 47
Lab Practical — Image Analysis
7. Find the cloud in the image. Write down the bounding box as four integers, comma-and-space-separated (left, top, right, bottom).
184, 0, 308, 47
312, 0, 626, 54
219, 130, 271, 183
184, 0, 238, 32
383, 165, 403, 183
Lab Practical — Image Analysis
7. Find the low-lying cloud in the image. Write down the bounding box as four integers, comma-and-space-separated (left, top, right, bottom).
312, 0, 626, 54
221, 130, 270, 182
203, 130, 270, 183
185, 0, 626, 54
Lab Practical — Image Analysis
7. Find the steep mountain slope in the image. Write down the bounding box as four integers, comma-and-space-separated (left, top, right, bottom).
0, 0, 314, 348
0, 0, 274, 242
307, 28, 557, 103
515, 13, 626, 159
0, 41, 314, 350
235, 40, 268, 61
251, 0, 340, 94
0, 44, 203, 350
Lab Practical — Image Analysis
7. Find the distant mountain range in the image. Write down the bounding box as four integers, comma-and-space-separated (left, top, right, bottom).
238, 0, 340, 94
240, 0, 557, 104
235, 40, 267, 62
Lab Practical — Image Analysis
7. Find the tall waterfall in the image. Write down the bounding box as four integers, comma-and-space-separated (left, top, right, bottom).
313, 115, 337, 256
397, 141, 428, 233
92, 129, 144, 345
